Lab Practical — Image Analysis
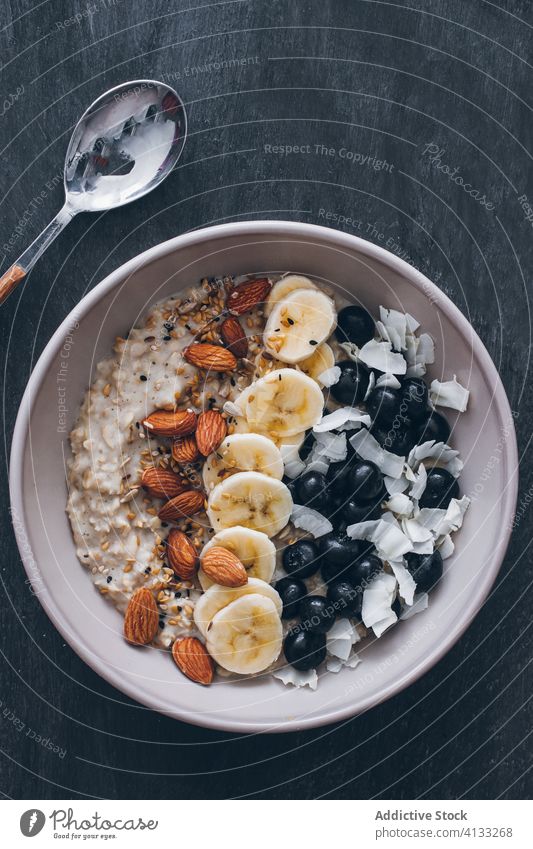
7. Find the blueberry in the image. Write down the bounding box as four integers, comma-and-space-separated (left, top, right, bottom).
419, 468, 459, 509
323, 489, 347, 527
299, 595, 336, 633
366, 386, 402, 424
282, 539, 320, 578
335, 305, 375, 346
319, 531, 363, 583
350, 553, 382, 587
326, 450, 358, 495
343, 497, 382, 525
372, 421, 416, 456
330, 360, 370, 406
348, 460, 383, 502
296, 471, 328, 511
417, 410, 451, 444
402, 378, 429, 421
327, 579, 362, 618
275, 577, 307, 619
283, 629, 326, 670
406, 550, 443, 592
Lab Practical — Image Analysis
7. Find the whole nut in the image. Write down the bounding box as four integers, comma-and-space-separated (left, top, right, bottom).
183, 343, 237, 372
123, 588, 158, 645
142, 409, 197, 438
227, 277, 271, 315
167, 529, 198, 579
201, 546, 248, 587
172, 435, 200, 464
141, 467, 185, 500
220, 316, 248, 358
158, 490, 205, 522
195, 410, 227, 457
172, 637, 214, 685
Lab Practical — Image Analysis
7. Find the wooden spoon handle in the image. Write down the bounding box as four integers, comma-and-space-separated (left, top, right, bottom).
0, 264, 26, 304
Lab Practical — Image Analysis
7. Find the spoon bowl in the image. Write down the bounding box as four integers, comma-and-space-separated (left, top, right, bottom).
0, 79, 187, 302
65, 79, 186, 212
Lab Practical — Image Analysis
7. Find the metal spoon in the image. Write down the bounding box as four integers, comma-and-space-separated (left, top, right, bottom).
0, 79, 187, 304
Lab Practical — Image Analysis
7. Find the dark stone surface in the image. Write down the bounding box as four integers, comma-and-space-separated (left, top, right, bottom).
0, 0, 531, 799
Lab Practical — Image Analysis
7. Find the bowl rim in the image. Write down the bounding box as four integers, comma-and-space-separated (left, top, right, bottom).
9, 220, 519, 732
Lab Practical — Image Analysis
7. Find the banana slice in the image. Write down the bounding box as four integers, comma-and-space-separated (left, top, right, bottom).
243, 368, 324, 437
232, 415, 306, 452
202, 433, 284, 492
297, 342, 335, 385
198, 526, 276, 590
207, 471, 293, 537
206, 593, 282, 674
265, 274, 317, 316
194, 576, 282, 636
264, 288, 336, 363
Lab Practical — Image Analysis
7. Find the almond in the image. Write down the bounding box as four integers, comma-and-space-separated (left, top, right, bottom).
195, 409, 227, 457
172, 435, 200, 464
167, 529, 198, 579
142, 409, 197, 438
158, 489, 205, 522
183, 343, 237, 372
123, 588, 158, 645
227, 277, 271, 315
172, 637, 214, 685
141, 467, 185, 499
201, 546, 248, 587
220, 316, 248, 358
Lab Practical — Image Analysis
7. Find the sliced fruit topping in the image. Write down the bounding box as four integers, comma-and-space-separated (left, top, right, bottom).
202, 432, 284, 492
207, 471, 293, 537
243, 369, 324, 438
297, 342, 335, 385
193, 577, 282, 637
206, 593, 282, 674
264, 274, 317, 316
264, 288, 336, 363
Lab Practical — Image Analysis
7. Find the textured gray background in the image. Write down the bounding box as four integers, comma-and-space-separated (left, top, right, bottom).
0, 0, 532, 799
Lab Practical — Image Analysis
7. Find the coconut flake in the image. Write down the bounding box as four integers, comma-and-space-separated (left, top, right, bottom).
409, 464, 427, 500
358, 339, 407, 375
326, 619, 360, 660
400, 592, 429, 620
430, 376, 470, 412
326, 652, 362, 673
390, 559, 416, 605
280, 443, 306, 479
313, 407, 371, 433
313, 431, 347, 462
339, 341, 360, 361
415, 496, 470, 537
402, 517, 434, 544
405, 312, 420, 333
384, 474, 409, 495
375, 372, 402, 390
272, 666, 318, 689
416, 333, 435, 365
350, 429, 405, 479
378, 307, 408, 350
363, 369, 376, 401
405, 362, 427, 378
385, 493, 414, 517
317, 366, 341, 387
407, 440, 463, 478
438, 533, 455, 559
222, 400, 243, 418
291, 504, 333, 537
347, 516, 412, 560
362, 572, 398, 637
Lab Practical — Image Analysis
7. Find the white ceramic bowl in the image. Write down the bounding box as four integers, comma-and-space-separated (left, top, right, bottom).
10, 221, 518, 732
